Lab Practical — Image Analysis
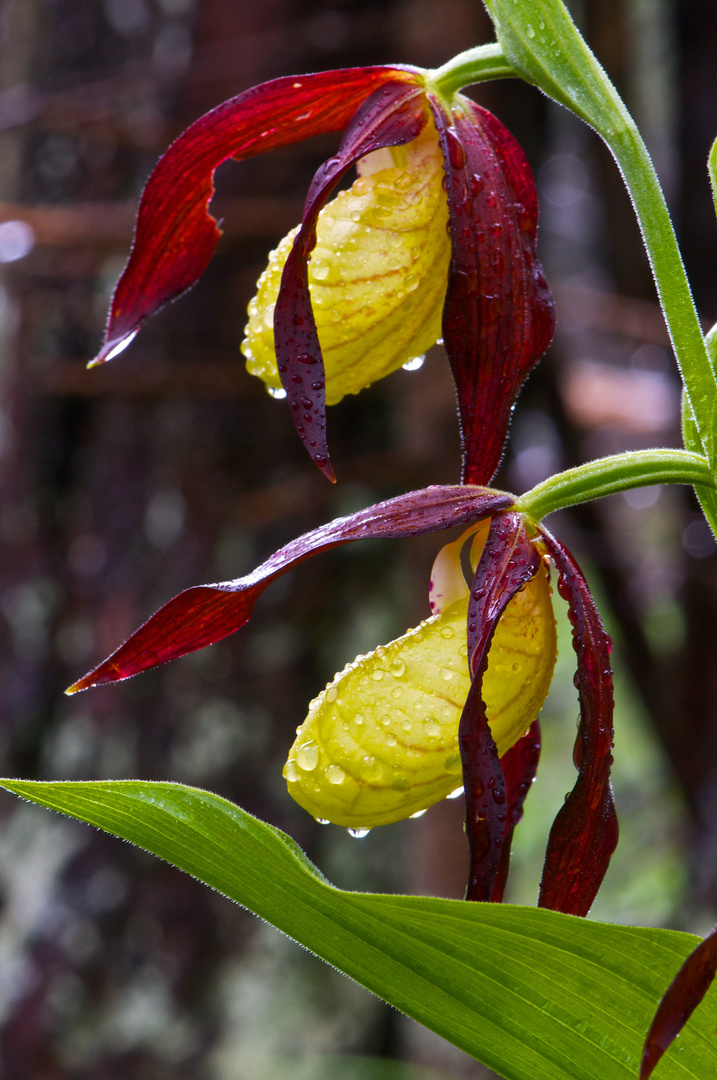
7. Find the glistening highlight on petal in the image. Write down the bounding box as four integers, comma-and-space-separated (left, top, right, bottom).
429, 96, 555, 485
67, 486, 513, 693
537, 525, 618, 917
92, 67, 417, 366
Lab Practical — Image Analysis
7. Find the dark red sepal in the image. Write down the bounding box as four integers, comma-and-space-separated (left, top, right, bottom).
490, 720, 541, 903
460, 511, 541, 901
68, 485, 514, 693
274, 80, 429, 480
92, 67, 418, 365
429, 96, 555, 486
640, 925, 717, 1080
537, 526, 618, 917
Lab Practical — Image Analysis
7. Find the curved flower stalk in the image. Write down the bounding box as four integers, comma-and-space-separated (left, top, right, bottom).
89, 65, 554, 483
67, 485, 616, 915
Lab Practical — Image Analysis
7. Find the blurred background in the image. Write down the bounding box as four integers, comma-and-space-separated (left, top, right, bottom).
1, 0, 716, 1077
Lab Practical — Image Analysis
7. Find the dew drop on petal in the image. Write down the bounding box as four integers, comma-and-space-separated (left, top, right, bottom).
284, 760, 299, 783
326, 764, 346, 785
410, 809, 427, 819
447, 785, 464, 799
440, 625, 455, 639
296, 742, 319, 771
268, 386, 287, 399
390, 659, 406, 677
348, 827, 371, 838
402, 354, 425, 372
445, 754, 462, 774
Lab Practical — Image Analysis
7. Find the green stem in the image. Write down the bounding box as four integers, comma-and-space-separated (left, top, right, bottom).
515, 449, 713, 521
429, 44, 518, 99
608, 126, 717, 462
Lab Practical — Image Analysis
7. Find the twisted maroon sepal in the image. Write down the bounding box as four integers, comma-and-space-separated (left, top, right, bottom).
91, 66, 415, 367
68, 486, 513, 693
537, 526, 618, 916
460, 511, 541, 901
274, 80, 429, 480
429, 96, 555, 485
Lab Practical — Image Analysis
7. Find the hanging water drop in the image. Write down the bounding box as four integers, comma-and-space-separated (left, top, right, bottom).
348, 827, 371, 838
402, 354, 425, 372
268, 386, 287, 399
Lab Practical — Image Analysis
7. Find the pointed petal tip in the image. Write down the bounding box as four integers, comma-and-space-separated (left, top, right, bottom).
89, 329, 140, 368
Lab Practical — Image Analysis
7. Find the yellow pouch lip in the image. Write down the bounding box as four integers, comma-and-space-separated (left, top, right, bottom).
284, 561, 557, 829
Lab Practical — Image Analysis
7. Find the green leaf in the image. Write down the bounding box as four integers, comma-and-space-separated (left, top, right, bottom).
2, 779, 716, 1080
708, 136, 717, 220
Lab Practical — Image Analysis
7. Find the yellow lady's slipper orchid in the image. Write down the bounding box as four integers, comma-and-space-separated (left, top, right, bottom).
284, 530, 556, 828
242, 126, 450, 404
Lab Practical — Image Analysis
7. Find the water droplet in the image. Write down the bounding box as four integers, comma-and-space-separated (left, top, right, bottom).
371, 669, 385, 682
402, 355, 425, 372
296, 742, 319, 771
268, 386, 287, 400
445, 754, 462, 774
410, 809, 427, 819
312, 261, 329, 281
325, 686, 337, 702
326, 764, 346, 785
316, 817, 330, 825
348, 827, 371, 838
262, 303, 275, 329
512, 662, 521, 673
440, 667, 455, 681
440, 625, 455, 639
447, 785, 464, 799
361, 755, 383, 782
354, 713, 365, 726
425, 721, 440, 738
401, 721, 413, 733
390, 659, 406, 677
284, 761, 299, 783
526, 24, 535, 37
386, 734, 397, 747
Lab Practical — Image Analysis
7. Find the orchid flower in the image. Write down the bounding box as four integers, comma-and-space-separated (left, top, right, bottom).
67, 486, 617, 915
90, 64, 554, 484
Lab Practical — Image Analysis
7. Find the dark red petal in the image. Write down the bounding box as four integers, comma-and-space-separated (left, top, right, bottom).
491, 720, 541, 903
93, 67, 418, 365
460, 511, 541, 902
68, 485, 514, 693
640, 925, 717, 1080
429, 96, 555, 485
537, 526, 618, 917
274, 80, 429, 480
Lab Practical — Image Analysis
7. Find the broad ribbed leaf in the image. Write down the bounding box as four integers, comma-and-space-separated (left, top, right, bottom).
2, 779, 717, 1080
68, 486, 513, 692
